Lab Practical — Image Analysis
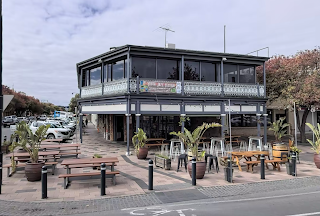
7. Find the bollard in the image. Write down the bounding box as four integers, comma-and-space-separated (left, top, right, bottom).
101, 163, 106, 196
227, 155, 232, 183
260, 154, 265, 179
41, 166, 47, 199
292, 152, 297, 177
0, 162, 2, 194
148, 159, 153, 190
192, 157, 196, 186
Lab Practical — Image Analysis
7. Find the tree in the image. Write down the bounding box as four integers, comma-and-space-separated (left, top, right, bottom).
69, 93, 80, 113
257, 47, 320, 142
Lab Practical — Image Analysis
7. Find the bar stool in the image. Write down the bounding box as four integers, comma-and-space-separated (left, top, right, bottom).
239, 141, 248, 152
205, 153, 219, 173
210, 137, 225, 156
170, 139, 184, 159
248, 136, 263, 151
177, 154, 188, 172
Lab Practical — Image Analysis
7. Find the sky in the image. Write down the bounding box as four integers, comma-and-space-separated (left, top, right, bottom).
3, 0, 320, 106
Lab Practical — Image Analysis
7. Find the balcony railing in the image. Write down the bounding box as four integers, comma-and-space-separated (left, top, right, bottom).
81, 78, 265, 98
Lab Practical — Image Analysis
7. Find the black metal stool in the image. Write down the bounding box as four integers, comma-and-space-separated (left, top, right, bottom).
205, 154, 219, 173
177, 154, 187, 172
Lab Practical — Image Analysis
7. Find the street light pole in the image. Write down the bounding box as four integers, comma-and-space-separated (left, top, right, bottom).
0, 0, 3, 166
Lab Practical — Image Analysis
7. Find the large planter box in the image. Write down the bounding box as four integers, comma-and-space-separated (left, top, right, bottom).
155, 156, 171, 170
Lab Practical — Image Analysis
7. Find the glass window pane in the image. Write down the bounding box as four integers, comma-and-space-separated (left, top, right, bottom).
103, 65, 107, 83
184, 61, 200, 81
108, 64, 111, 82
157, 59, 179, 80
90, 67, 101, 85
201, 62, 216, 82
132, 57, 156, 79
224, 64, 238, 83
86, 70, 90, 85
124, 59, 127, 79
82, 71, 86, 86
239, 65, 255, 83
112, 60, 125, 81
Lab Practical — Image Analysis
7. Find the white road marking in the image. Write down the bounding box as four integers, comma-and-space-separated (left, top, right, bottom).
129, 207, 195, 215
285, 212, 320, 216
122, 190, 320, 211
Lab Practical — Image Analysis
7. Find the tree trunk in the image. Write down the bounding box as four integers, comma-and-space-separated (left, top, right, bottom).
296, 108, 310, 143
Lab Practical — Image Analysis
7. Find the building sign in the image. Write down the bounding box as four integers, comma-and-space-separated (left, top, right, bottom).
140, 80, 181, 94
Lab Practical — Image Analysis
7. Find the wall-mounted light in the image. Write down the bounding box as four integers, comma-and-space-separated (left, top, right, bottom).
221, 114, 226, 117
222, 57, 227, 61
180, 114, 186, 117
256, 113, 262, 117
136, 114, 141, 116
125, 114, 131, 116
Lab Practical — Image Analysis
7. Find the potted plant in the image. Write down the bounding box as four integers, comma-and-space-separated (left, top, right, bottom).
306, 123, 320, 169
154, 154, 171, 170
132, 128, 148, 159
269, 117, 290, 160
14, 121, 50, 182
1, 137, 12, 154
290, 146, 301, 163
170, 122, 221, 179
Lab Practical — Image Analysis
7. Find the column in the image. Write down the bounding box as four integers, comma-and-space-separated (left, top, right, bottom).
181, 102, 185, 133
181, 55, 184, 95
126, 98, 131, 156
263, 104, 268, 145
136, 101, 140, 132
221, 102, 226, 137
79, 113, 83, 144
257, 103, 261, 137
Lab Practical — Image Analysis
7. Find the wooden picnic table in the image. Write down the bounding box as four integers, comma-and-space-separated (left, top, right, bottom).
43, 139, 63, 143
61, 157, 119, 188
8, 151, 60, 161
146, 138, 166, 143
231, 151, 269, 171
40, 144, 80, 149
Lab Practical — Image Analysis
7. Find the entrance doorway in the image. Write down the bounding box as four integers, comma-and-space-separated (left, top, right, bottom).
114, 115, 124, 141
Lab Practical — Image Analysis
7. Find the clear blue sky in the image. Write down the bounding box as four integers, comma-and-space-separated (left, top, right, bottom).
3, 0, 320, 105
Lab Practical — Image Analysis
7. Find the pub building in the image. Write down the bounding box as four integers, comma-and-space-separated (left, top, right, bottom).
76, 45, 269, 155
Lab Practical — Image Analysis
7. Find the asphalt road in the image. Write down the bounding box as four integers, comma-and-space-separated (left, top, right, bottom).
76, 185, 320, 216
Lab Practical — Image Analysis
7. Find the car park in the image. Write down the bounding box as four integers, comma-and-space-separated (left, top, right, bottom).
2, 115, 18, 127
17, 117, 29, 124
29, 121, 71, 141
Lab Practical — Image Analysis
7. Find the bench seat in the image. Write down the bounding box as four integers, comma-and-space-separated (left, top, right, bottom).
58, 171, 120, 189
65, 163, 117, 169
58, 152, 81, 158
3, 162, 58, 177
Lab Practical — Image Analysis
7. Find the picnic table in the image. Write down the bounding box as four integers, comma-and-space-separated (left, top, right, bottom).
60, 157, 119, 189
230, 151, 269, 171
8, 151, 60, 161
145, 138, 168, 154
42, 139, 63, 143
40, 144, 80, 151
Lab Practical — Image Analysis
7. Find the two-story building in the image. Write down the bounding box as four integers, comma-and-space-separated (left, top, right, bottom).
76, 45, 269, 155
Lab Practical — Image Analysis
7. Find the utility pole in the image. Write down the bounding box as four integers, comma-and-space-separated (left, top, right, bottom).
224, 25, 226, 53
159, 26, 175, 48
0, 0, 3, 165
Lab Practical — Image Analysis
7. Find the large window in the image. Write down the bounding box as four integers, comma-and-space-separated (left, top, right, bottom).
89, 67, 101, 85
132, 57, 156, 79
112, 60, 125, 81
157, 59, 179, 80
184, 61, 200, 81
231, 111, 272, 127
239, 65, 255, 83
81, 71, 86, 87
201, 62, 216, 82
224, 64, 238, 83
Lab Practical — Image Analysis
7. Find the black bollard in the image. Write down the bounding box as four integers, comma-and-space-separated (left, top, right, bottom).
41, 166, 47, 199
192, 157, 196, 186
0, 162, 2, 194
101, 163, 106, 196
260, 154, 265, 179
292, 152, 297, 177
228, 156, 232, 183
148, 159, 153, 190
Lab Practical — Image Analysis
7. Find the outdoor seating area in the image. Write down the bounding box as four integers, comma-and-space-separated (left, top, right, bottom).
1, 123, 320, 202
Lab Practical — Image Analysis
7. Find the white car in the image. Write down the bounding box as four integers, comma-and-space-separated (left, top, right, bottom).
29, 121, 71, 140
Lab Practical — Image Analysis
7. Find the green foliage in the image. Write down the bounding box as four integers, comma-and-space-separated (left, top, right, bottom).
268, 117, 290, 142
178, 116, 190, 127
155, 154, 170, 160
93, 154, 102, 158
69, 93, 80, 113
306, 123, 320, 154
170, 122, 221, 161
290, 146, 302, 154
13, 121, 50, 163
132, 128, 147, 154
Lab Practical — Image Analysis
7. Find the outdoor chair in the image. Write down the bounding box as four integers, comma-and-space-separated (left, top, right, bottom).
239, 141, 248, 151
176, 154, 187, 172
205, 153, 219, 173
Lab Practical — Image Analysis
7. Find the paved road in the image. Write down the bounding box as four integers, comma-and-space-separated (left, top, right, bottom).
78, 185, 320, 216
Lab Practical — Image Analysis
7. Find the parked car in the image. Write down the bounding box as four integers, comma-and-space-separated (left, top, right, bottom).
17, 117, 29, 124
45, 120, 75, 133
29, 121, 71, 141
38, 115, 47, 121
28, 116, 36, 122
2, 115, 18, 127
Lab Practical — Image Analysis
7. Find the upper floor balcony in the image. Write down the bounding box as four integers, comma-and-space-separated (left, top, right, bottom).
80, 78, 265, 98
77, 45, 268, 100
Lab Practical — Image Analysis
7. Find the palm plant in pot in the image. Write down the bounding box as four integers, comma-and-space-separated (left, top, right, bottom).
132, 128, 148, 159
269, 117, 290, 161
306, 123, 320, 169
170, 122, 221, 179
14, 121, 50, 182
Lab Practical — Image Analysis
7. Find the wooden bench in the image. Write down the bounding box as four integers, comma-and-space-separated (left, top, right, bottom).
3, 161, 58, 177
65, 163, 117, 169
244, 159, 283, 173
58, 151, 81, 158
58, 171, 120, 189
243, 161, 261, 173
